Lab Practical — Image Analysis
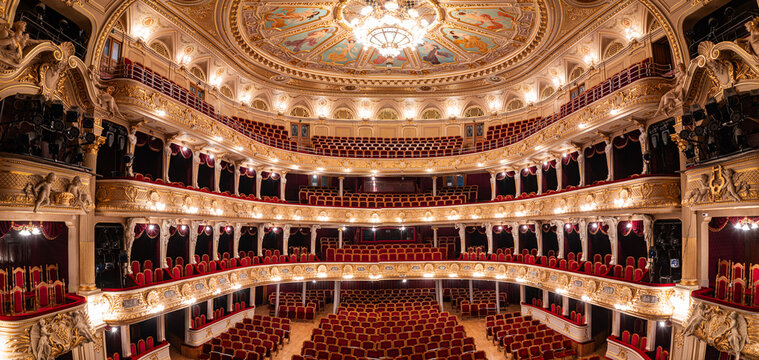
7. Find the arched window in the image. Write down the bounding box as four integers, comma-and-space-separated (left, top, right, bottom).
569, 66, 584, 81
333, 107, 355, 120
420, 108, 442, 120
506, 99, 524, 111
604, 41, 625, 59
290, 106, 310, 118
149, 41, 170, 60
190, 66, 205, 81
464, 107, 485, 118
252, 98, 269, 111
220, 86, 234, 99
376, 108, 399, 120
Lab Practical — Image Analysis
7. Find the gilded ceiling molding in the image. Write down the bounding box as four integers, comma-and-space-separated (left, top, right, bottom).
96, 260, 678, 325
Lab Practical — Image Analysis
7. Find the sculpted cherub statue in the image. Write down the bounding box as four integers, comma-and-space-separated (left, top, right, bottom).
24, 172, 57, 212
67, 176, 92, 212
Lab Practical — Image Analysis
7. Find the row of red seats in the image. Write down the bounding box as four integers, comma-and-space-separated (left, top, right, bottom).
476, 59, 665, 152
200, 315, 290, 360
294, 289, 483, 360
325, 247, 446, 262
713, 259, 759, 308
268, 290, 330, 311
306, 193, 466, 207
619, 331, 648, 353
0, 264, 65, 316
129, 336, 163, 359
489, 314, 576, 360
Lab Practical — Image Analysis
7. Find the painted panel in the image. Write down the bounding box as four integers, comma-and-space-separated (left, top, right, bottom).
441, 27, 497, 54
263, 7, 329, 30
448, 8, 516, 32
417, 38, 456, 66
280, 27, 336, 53
321, 38, 362, 65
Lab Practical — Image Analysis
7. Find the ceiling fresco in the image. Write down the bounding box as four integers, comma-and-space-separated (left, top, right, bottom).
234, 0, 543, 77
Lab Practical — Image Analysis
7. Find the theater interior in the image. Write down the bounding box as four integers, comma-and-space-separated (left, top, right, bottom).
0, 0, 758, 359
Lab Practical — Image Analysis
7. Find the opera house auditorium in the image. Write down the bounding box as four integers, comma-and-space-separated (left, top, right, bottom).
0, 0, 758, 359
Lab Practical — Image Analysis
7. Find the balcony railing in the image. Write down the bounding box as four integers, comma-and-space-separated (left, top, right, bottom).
110, 59, 671, 159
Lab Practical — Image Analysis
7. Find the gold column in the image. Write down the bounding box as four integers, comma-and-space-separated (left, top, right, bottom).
79, 138, 103, 292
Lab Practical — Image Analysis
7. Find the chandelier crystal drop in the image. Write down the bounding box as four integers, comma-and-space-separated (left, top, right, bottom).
350, 0, 431, 58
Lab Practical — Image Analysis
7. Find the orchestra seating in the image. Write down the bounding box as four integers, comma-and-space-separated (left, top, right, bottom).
446, 288, 507, 317
298, 185, 477, 207
199, 315, 291, 360
268, 289, 331, 320
311, 135, 464, 158
0, 264, 66, 316
709, 259, 759, 308
191, 301, 248, 329
325, 244, 446, 262
489, 313, 577, 359
293, 289, 486, 360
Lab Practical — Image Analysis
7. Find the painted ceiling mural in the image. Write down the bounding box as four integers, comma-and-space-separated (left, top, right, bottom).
235, 0, 542, 77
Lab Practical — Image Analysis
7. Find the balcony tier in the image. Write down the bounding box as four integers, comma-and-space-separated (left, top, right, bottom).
95, 175, 680, 225
96, 260, 676, 325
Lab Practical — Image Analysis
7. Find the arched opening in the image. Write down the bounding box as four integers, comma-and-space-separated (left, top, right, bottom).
133, 132, 163, 180
541, 224, 558, 257
584, 142, 608, 185
95, 223, 123, 288
219, 161, 235, 194
168, 144, 192, 186
613, 129, 643, 180
561, 152, 581, 188
197, 153, 215, 191
97, 120, 127, 177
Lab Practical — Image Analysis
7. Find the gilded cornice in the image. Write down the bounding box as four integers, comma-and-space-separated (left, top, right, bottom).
110, 77, 667, 175
682, 150, 759, 211
97, 260, 677, 325
95, 176, 681, 225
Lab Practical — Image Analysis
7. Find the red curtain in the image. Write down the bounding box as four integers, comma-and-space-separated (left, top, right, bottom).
199, 153, 215, 168
584, 143, 606, 158
136, 132, 163, 151
170, 225, 190, 237
709, 217, 759, 232
542, 160, 556, 171
134, 223, 160, 239
519, 224, 536, 234
562, 151, 579, 165
240, 167, 256, 178
588, 222, 609, 235
613, 130, 641, 149
170, 143, 193, 158
619, 220, 644, 237
0, 221, 67, 240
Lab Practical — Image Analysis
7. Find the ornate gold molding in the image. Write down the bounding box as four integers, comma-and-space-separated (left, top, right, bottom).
97, 260, 676, 325
0, 153, 94, 214
0, 299, 95, 360
685, 296, 759, 360
683, 150, 759, 209
95, 176, 681, 225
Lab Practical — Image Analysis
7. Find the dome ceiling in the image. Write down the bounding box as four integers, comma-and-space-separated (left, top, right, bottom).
225, 0, 548, 89
233, 0, 541, 78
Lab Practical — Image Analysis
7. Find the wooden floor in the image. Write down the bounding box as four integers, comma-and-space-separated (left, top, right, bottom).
169, 302, 608, 360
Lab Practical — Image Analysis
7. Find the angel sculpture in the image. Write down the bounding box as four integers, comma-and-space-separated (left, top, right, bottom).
67, 176, 92, 212
30, 319, 54, 360
24, 172, 57, 212
685, 174, 710, 204
654, 63, 687, 117
683, 303, 708, 337
72, 310, 96, 344
0, 20, 42, 65
723, 168, 745, 202
726, 311, 748, 359
743, 18, 759, 58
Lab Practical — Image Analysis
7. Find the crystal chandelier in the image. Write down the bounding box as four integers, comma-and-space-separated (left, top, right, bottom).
350, 0, 430, 58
